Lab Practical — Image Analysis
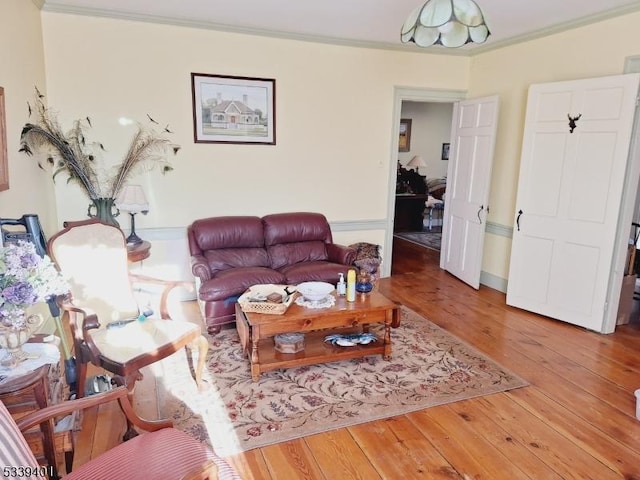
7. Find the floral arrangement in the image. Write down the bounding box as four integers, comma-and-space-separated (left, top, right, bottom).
18, 87, 179, 201
0, 241, 69, 325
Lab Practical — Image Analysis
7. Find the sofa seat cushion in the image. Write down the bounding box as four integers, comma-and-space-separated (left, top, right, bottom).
199, 267, 286, 301
281, 261, 347, 285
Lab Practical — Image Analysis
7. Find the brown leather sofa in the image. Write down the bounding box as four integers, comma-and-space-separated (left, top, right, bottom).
188, 212, 357, 334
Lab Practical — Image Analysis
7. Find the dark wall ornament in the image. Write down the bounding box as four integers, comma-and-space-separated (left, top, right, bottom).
441, 142, 450, 160
568, 113, 581, 133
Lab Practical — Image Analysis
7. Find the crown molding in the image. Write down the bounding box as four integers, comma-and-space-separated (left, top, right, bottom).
38, 2, 467, 56
39, 1, 640, 57
468, 2, 640, 56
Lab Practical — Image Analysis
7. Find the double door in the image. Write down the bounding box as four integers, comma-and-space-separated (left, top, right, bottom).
506, 73, 640, 333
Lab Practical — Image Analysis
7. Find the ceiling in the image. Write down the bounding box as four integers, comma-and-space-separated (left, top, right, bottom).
40, 0, 640, 54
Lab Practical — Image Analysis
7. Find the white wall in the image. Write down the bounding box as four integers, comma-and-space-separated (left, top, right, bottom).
40, 13, 470, 232
36, 12, 469, 275
398, 101, 452, 180
0, 0, 55, 236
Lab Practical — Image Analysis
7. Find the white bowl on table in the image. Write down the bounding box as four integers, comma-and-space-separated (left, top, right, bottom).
297, 282, 335, 302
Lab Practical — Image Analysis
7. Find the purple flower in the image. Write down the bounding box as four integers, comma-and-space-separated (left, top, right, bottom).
2, 282, 37, 306
0, 240, 69, 316
19, 252, 39, 269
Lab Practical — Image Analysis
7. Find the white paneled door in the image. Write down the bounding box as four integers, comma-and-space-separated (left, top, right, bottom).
441, 96, 499, 289
507, 74, 640, 332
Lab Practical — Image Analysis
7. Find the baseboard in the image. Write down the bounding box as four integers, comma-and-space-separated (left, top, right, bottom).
132, 227, 196, 301
485, 221, 513, 238
480, 271, 508, 293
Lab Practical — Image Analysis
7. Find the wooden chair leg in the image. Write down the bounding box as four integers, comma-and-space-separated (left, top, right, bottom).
75, 360, 88, 399
64, 449, 74, 474
191, 335, 208, 390
112, 373, 143, 441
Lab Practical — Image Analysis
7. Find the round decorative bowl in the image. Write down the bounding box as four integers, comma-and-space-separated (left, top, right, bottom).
297, 282, 335, 302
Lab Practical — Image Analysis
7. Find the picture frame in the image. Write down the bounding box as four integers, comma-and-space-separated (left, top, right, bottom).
191, 73, 276, 145
441, 142, 450, 160
0, 87, 8, 191
399, 118, 412, 152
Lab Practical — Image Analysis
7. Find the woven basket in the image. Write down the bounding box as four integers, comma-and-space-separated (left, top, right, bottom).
238, 284, 296, 315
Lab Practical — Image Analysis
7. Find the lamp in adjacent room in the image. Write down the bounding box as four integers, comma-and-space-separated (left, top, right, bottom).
407, 155, 427, 173
115, 185, 149, 245
401, 0, 490, 48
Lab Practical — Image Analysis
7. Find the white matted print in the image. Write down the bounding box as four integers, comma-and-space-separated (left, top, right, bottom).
191, 73, 275, 145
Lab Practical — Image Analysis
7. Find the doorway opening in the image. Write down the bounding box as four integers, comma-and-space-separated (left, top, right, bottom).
388, 95, 457, 274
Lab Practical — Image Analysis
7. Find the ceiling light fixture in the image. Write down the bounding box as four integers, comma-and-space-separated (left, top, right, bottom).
401, 0, 490, 48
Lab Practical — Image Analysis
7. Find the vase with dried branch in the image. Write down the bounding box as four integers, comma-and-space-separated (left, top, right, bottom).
19, 87, 179, 226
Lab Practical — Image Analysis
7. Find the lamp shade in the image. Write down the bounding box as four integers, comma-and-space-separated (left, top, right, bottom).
401, 0, 490, 48
407, 155, 427, 169
115, 185, 149, 214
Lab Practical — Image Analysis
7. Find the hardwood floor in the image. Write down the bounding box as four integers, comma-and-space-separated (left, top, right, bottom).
72, 238, 640, 479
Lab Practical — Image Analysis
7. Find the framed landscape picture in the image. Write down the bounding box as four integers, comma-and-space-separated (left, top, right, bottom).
399, 118, 412, 152
191, 73, 276, 145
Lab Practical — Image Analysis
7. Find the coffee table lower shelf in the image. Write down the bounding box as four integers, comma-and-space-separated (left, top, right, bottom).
251, 329, 387, 378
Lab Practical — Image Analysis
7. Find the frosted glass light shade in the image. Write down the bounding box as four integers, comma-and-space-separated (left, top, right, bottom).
401, 0, 490, 48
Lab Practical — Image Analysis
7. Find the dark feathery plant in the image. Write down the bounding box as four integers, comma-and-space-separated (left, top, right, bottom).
19, 87, 179, 201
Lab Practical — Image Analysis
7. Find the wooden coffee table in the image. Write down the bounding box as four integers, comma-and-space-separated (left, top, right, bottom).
235, 290, 400, 381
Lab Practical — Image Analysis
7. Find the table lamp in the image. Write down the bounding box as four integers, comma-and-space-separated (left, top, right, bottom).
115, 185, 149, 245
407, 155, 427, 173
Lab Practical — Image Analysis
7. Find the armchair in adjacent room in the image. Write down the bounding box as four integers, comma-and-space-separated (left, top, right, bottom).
47, 219, 208, 413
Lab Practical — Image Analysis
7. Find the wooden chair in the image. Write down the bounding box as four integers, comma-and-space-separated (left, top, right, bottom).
47, 219, 208, 419
0, 386, 241, 479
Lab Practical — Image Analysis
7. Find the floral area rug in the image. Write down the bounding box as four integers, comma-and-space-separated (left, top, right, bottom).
395, 231, 442, 251
155, 306, 527, 455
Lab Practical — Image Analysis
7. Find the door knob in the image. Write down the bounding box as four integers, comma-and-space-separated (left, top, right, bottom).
516, 209, 523, 231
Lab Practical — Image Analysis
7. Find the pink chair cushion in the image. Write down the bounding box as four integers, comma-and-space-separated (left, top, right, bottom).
0, 401, 40, 472
65, 428, 241, 480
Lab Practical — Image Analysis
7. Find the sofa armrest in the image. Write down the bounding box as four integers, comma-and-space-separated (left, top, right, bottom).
326, 244, 357, 265
191, 255, 212, 282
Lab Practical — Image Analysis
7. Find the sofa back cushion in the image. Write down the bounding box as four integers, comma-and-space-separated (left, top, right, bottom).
263, 213, 332, 270
188, 216, 269, 274
263, 212, 333, 245
190, 216, 264, 251
205, 248, 270, 273
267, 241, 328, 270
